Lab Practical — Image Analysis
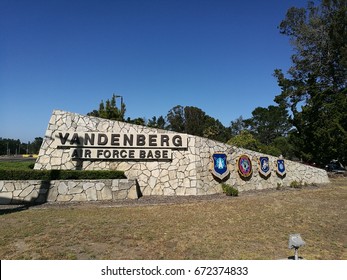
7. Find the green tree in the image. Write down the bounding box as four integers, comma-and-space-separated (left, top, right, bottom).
147, 116, 167, 129
166, 105, 231, 142
230, 116, 247, 137
166, 105, 185, 133
87, 94, 126, 121
245, 105, 292, 145
227, 130, 261, 151
126, 117, 146, 126
30, 137, 43, 154
274, 0, 347, 165
203, 116, 231, 142
184, 106, 207, 136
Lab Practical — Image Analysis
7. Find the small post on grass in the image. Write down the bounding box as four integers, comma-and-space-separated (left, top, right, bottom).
288, 234, 305, 260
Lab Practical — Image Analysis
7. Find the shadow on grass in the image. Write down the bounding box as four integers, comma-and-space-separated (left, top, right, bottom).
0, 205, 30, 215
0, 180, 51, 215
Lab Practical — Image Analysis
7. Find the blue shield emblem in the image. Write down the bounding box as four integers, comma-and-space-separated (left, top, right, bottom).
276, 159, 286, 176
211, 153, 229, 180
259, 156, 271, 177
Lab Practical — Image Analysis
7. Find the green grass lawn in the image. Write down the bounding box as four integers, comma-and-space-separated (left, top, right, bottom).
0, 160, 36, 170
0, 177, 346, 260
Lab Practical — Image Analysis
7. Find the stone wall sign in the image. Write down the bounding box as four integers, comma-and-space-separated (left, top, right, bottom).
54, 131, 188, 160
32, 110, 330, 197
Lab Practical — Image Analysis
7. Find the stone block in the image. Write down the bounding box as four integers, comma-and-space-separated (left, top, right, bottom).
23, 189, 39, 202
116, 162, 132, 172
47, 187, 59, 202
197, 188, 206, 195
127, 186, 138, 199
83, 182, 94, 190
19, 186, 35, 198
163, 187, 175, 196
0, 192, 13, 204
100, 186, 113, 200
68, 185, 84, 194
142, 186, 152, 196
51, 157, 62, 166
175, 187, 185, 196
119, 180, 133, 191
169, 180, 179, 190
68, 181, 77, 189
169, 170, 177, 180
13, 190, 22, 197
151, 185, 163, 195
185, 188, 197, 196
86, 188, 97, 201
113, 190, 128, 200
161, 175, 169, 183
151, 169, 160, 178
112, 180, 119, 188
148, 176, 157, 188
96, 182, 105, 191
4, 182, 15, 192
57, 194, 73, 202
71, 193, 87, 202
58, 182, 68, 195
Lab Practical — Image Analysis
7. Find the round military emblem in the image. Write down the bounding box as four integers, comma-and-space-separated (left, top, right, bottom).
237, 154, 252, 177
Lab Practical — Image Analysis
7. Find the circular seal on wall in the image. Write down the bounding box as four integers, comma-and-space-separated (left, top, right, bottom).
237, 154, 252, 177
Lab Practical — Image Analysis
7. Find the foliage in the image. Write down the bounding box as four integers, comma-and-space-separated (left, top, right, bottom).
244, 105, 292, 145
126, 117, 146, 126
87, 94, 126, 121
227, 130, 261, 151
165, 105, 231, 142
221, 183, 239, 196
0, 169, 126, 181
230, 116, 247, 137
228, 106, 294, 158
290, 180, 303, 189
274, 0, 347, 165
147, 116, 166, 129
166, 105, 186, 133
0, 137, 43, 156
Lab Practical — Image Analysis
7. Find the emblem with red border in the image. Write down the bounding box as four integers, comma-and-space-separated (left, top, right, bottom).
237, 154, 252, 177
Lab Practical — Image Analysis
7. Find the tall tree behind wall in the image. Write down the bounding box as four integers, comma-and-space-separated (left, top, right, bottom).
87, 94, 126, 121
274, 0, 347, 165
166, 105, 231, 142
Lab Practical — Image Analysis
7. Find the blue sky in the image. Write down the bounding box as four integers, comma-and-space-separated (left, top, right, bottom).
0, 0, 308, 142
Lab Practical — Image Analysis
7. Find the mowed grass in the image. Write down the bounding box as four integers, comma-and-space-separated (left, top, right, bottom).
0, 178, 346, 260
0, 160, 35, 170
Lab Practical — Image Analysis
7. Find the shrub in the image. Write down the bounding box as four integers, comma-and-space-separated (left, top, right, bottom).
290, 180, 302, 188
221, 183, 239, 196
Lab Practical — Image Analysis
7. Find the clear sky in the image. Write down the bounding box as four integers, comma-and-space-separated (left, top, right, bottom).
0, 0, 309, 143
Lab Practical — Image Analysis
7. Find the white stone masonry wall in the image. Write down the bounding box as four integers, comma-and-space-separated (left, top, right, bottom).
0, 179, 138, 205
33, 110, 330, 197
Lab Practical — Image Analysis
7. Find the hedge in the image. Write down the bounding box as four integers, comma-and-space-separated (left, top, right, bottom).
0, 170, 126, 181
